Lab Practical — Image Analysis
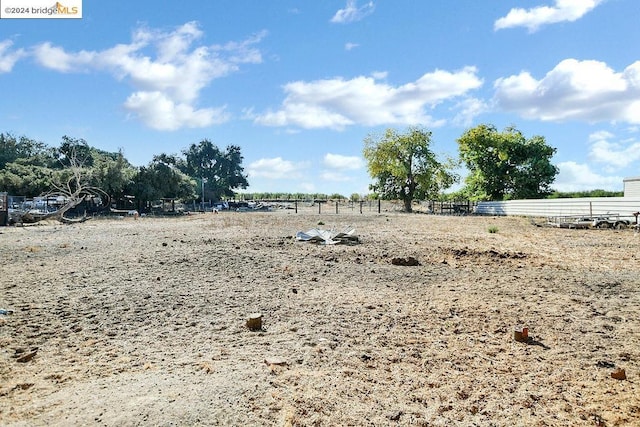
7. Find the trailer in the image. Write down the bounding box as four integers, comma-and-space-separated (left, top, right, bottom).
590, 215, 633, 229
544, 214, 632, 229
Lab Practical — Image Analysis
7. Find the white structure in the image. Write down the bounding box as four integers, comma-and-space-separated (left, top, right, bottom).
624, 176, 640, 197
475, 197, 640, 220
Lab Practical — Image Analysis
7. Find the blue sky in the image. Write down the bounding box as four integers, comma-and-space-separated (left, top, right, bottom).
1, 0, 639, 196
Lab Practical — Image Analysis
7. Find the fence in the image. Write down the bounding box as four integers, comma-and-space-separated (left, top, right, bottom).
7, 193, 638, 221
475, 197, 640, 221
230, 199, 476, 216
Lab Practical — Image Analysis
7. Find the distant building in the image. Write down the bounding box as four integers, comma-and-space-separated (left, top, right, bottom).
624, 176, 640, 197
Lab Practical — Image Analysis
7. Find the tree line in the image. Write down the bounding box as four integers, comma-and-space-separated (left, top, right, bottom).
365, 124, 564, 212
0, 134, 248, 210
1, 124, 620, 215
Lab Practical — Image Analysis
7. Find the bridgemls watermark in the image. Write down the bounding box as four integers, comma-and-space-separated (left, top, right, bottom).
1, 0, 82, 19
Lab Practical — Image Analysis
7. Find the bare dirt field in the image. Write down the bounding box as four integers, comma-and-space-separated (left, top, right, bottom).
1, 211, 639, 426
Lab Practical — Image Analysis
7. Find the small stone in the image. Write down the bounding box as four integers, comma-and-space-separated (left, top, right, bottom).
391, 257, 420, 266
387, 411, 402, 421
264, 357, 287, 366
16, 350, 37, 363
611, 368, 627, 380
596, 360, 615, 368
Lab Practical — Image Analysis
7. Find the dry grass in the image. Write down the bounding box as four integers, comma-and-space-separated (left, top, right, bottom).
0, 212, 639, 426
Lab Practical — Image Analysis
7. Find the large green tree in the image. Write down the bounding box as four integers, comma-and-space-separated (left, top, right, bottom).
129, 155, 196, 206
363, 127, 457, 212
0, 134, 57, 196
457, 124, 558, 201
91, 150, 136, 200
0, 133, 53, 170
180, 140, 249, 200
0, 162, 53, 196
50, 136, 137, 204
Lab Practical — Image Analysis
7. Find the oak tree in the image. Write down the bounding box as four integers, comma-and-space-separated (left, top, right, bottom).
363, 127, 457, 212
457, 124, 558, 201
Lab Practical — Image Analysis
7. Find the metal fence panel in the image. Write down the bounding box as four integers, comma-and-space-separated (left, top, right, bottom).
475, 197, 640, 220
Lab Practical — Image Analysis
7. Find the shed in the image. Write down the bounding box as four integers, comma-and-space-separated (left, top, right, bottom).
624, 176, 640, 197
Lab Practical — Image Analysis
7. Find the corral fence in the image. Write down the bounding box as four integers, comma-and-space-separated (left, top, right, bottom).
4, 192, 639, 224
232, 199, 477, 216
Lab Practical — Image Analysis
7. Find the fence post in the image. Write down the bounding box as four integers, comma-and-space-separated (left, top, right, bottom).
360, 201, 363, 214
378, 199, 381, 214
335, 201, 338, 214
295, 200, 298, 214
318, 202, 321, 215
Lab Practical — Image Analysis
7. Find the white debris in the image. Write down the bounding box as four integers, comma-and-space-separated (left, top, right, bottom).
295, 226, 358, 245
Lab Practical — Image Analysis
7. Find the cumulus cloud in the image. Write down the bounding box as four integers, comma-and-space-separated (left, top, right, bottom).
0, 40, 27, 73
32, 42, 95, 72
555, 161, 623, 192
495, 0, 604, 32
31, 22, 265, 130
494, 59, 640, 124
246, 157, 309, 180
331, 1, 375, 24
323, 153, 364, 170
123, 91, 229, 131
587, 130, 640, 170
254, 67, 482, 130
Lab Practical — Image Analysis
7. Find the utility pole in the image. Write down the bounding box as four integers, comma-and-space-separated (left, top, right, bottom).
201, 177, 207, 211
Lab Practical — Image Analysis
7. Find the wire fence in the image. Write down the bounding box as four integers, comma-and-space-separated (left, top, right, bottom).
229, 199, 477, 216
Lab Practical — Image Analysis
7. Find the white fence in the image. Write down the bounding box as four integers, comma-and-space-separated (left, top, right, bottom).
475, 197, 640, 221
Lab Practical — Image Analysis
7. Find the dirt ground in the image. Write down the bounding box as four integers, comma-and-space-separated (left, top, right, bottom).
0, 211, 639, 426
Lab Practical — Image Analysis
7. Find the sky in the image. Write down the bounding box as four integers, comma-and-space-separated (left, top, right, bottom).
1, 0, 639, 196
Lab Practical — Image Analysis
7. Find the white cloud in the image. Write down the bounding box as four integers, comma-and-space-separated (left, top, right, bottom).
31, 22, 265, 130
587, 130, 640, 170
331, 1, 375, 24
32, 42, 95, 72
254, 67, 482, 130
123, 91, 229, 131
495, 0, 604, 32
0, 40, 27, 73
451, 97, 488, 126
370, 71, 388, 80
554, 161, 623, 192
323, 153, 364, 170
345, 42, 359, 51
246, 157, 309, 180
494, 59, 640, 124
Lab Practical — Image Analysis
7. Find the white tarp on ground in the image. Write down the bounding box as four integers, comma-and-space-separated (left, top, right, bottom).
295, 226, 358, 245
